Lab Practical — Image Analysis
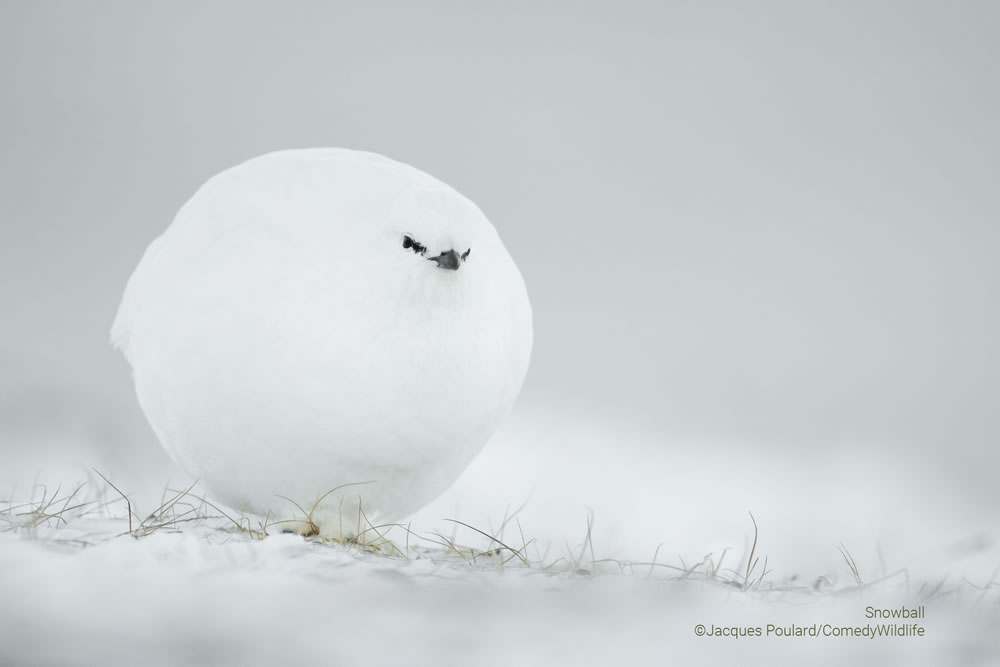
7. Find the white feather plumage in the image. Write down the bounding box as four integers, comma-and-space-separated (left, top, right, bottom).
113, 148, 532, 538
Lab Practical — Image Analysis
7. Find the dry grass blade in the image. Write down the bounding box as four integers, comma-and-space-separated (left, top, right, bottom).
646, 543, 664, 581
838, 543, 862, 586
357, 506, 404, 556
92, 468, 135, 535
744, 511, 759, 591
274, 495, 316, 534
143, 479, 199, 525
427, 530, 466, 558
310, 481, 376, 518
577, 509, 596, 573
443, 518, 530, 566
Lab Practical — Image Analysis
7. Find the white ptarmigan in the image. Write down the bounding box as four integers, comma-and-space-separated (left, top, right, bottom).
112, 148, 532, 538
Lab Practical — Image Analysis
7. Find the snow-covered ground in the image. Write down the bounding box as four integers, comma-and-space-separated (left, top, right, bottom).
1, 406, 998, 666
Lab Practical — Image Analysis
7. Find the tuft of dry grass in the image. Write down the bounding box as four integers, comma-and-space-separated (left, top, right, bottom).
2, 482, 94, 530
3, 474, 997, 606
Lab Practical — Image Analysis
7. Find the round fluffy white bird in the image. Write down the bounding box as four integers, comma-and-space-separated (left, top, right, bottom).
112, 149, 532, 539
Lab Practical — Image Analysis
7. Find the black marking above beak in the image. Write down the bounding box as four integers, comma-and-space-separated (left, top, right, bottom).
430, 249, 462, 271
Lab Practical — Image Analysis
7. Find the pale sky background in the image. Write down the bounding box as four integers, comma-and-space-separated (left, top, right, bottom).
1, 1, 998, 480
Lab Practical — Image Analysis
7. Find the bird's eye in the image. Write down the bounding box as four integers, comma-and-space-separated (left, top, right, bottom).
461, 249, 471, 261
402, 235, 426, 255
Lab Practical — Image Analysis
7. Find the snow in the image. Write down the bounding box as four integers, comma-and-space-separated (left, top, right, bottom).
1, 407, 998, 666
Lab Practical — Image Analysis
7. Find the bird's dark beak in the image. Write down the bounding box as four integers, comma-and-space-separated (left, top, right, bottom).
430, 249, 461, 271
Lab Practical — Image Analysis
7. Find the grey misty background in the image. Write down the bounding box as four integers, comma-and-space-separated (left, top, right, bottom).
1, 2, 998, 507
